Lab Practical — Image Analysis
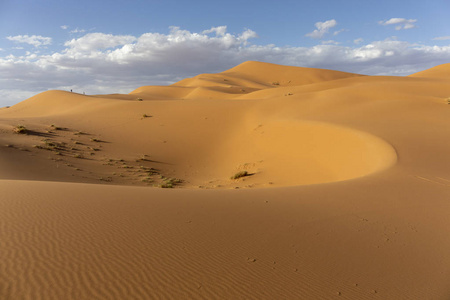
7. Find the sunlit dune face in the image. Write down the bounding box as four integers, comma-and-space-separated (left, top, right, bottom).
195, 119, 398, 187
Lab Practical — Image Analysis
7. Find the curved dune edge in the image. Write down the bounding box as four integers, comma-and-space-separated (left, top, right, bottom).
206, 120, 398, 188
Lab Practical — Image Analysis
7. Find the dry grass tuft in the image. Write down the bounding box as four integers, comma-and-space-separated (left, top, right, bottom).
231, 171, 248, 180
13, 125, 27, 134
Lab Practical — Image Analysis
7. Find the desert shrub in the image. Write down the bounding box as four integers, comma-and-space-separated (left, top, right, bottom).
159, 177, 182, 188
50, 124, 63, 130
13, 125, 27, 134
141, 177, 153, 183
159, 182, 173, 188
231, 171, 248, 180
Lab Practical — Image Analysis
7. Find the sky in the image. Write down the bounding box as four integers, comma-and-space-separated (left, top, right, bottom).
1, 0, 450, 106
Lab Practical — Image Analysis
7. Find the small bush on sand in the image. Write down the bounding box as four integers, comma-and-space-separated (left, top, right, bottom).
137, 98, 143, 101
159, 178, 182, 188
231, 171, 248, 180
13, 125, 27, 134
50, 124, 63, 130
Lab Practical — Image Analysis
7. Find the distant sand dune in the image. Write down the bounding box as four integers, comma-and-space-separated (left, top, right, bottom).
1, 61, 450, 299
409, 62, 450, 78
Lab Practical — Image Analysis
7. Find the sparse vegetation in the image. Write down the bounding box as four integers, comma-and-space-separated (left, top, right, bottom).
447, 97, 450, 104
272, 81, 280, 86
141, 177, 153, 183
90, 138, 100, 142
50, 124, 63, 130
74, 154, 83, 159
231, 170, 248, 180
13, 125, 27, 134
159, 182, 173, 188
137, 98, 143, 101
137, 154, 149, 161
142, 114, 150, 118
34, 140, 67, 151
159, 177, 182, 188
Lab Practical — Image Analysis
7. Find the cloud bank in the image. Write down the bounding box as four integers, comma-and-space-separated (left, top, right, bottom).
1, 26, 450, 106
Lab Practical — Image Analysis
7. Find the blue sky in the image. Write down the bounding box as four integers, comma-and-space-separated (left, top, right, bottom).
1, 0, 449, 106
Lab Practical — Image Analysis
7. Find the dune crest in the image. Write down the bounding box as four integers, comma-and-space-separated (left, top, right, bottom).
409, 63, 450, 78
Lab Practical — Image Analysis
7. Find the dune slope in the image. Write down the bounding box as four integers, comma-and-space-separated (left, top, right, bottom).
1, 61, 450, 299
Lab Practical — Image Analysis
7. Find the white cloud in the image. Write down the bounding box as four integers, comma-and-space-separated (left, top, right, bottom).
61, 25, 69, 30
6, 35, 52, 47
379, 18, 417, 30
433, 36, 450, 41
333, 29, 346, 36
354, 38, 364, 44
321, 40, 340, 45
70, 28, 86, 34
238, 29, 258, 45
64, 33, 137, 51
1, 26, 450, 106
202, 26, 227, 37
306, 19, 337, 39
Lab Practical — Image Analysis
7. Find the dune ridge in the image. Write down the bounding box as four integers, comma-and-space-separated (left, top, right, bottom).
1, 61, 450, 299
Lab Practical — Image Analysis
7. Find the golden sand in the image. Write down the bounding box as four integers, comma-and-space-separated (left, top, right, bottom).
1, 61, 450, 299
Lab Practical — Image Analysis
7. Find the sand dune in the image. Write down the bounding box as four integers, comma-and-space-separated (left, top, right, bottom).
1, 61, 450, 299
409, 62, 450, 78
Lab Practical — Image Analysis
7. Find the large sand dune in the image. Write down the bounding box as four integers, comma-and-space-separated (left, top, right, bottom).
1, 61, 450, 299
